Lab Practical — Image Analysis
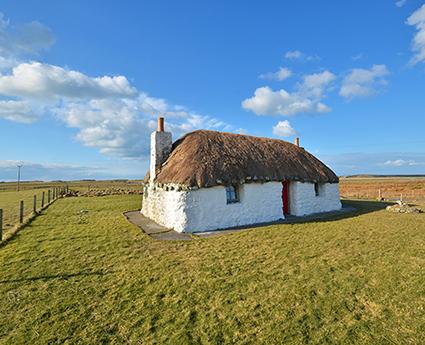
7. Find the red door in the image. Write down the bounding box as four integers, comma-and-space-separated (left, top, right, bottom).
282, 181, 289, 215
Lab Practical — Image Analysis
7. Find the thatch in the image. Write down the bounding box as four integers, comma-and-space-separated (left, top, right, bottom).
145, 130, 338, 188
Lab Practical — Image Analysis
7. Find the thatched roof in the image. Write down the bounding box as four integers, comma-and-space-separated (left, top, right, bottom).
145, 130, 338, 188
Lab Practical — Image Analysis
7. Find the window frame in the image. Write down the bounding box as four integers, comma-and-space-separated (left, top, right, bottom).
225, 185, 239, 204
314, 183, 323, 197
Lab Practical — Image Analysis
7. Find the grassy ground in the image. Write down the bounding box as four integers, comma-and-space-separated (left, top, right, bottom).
0, 189, 51, 235
0, 195, 424, 344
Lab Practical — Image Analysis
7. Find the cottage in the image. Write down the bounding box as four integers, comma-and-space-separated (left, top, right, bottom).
142, 117, 341, 233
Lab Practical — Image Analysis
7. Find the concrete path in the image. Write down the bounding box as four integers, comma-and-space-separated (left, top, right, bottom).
124, 211, 192, 240
124, 206, 357, 241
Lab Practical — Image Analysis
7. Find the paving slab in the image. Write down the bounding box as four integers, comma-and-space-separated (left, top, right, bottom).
124, 211, 169, 234
124, 210, 192, 240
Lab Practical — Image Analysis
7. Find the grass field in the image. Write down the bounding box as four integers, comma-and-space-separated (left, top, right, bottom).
0, 188, 51, 237
0, 195, 424, 344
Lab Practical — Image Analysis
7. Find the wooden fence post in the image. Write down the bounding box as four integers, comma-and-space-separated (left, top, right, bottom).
42, 191, 45, 207
48, 190, 51, 203
19, 200, 24, 223
0, 209, 3, 241
33, 195, 37, 213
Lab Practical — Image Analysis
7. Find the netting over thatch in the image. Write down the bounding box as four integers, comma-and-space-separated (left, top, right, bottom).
145, 130, 338, 188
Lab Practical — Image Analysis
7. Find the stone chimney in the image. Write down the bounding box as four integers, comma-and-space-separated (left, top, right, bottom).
150, 117, 172, 182
294, 137, 300, 147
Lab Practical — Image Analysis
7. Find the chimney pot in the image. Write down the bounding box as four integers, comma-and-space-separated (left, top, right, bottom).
158, 117, 164, 132
294, 137, 300, 147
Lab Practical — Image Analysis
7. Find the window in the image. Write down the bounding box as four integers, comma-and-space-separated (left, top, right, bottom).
314, 183, 323, 197
226, 185, 239, 204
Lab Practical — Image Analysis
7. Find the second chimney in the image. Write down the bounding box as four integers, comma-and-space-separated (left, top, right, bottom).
158, 117, 164, 132
294, 137, 300, 147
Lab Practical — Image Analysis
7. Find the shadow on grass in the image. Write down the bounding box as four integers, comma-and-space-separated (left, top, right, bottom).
0, 270, 113, 284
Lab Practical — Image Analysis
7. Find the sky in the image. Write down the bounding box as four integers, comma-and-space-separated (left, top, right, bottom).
1, 0, 425, 181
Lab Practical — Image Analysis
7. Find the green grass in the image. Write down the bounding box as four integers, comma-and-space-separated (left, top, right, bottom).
0, 196, 424, 344
0, 189, 51, 236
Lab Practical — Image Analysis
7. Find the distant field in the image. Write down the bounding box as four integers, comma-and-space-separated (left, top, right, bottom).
340, 176, 425, 202
0, 180, 143, 193
0, 180, 143, 238
0, 195, 424, 343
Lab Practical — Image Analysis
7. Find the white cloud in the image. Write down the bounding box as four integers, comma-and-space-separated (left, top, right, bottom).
396, 0, 407, 8
406, 4, 425, 65
0, 60, 235, 158
0, 13, 243, 160
272, 120, 297, 137
284, 50, 320, 62
383, 159, 424, 167
52, 94, 235, 159
0, 100, 39, 123
284, 50, 303, 59
299, 70, 336, 98
259, 67, 292, 81
0, 62, 137, 100
339, 64, 389, 99
242, 70, 335, 116
0, 12, 54, 57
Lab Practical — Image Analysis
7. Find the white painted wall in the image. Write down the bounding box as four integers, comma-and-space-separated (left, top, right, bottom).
180, 182, 283, 233
289, 182, 341, 216
142, 181, 341, 233
142, 184, 189, 232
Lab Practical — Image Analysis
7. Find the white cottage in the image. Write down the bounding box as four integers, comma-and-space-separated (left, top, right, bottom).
142, 118, 341, 233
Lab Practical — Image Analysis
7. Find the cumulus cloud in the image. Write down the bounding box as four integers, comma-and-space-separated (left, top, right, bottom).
272, 120, 297, 137
339, 64, 389, 99
0, 60, 235, 158
259, 67, 292, 81
242, 70, 335, 116
0, 100, 40, 123
0, 62, 137, 100
51, 94, 235, 159
406, 4, 425, 65
0, 12, 54, 57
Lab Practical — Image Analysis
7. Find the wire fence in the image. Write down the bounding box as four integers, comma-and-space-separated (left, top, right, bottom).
0, 186, 69, 242
340, 189, 425, 203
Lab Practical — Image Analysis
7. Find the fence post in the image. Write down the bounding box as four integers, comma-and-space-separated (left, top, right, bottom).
48, 190, 51, 204
42, 191, 45, 207
0, 209, 3, 241
19, 200, 24, 223
33, 195, 37, 213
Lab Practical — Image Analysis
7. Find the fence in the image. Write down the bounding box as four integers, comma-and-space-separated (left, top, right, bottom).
0, 185, 69, 242
340, 188, 425, 203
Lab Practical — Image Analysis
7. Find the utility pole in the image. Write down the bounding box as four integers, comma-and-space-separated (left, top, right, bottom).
17, 164, 23, 192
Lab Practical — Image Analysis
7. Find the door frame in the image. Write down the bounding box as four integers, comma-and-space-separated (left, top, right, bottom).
282, 180, 289, 216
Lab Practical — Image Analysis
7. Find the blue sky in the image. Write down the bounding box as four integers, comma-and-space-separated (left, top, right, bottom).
1, 0, 425, 181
